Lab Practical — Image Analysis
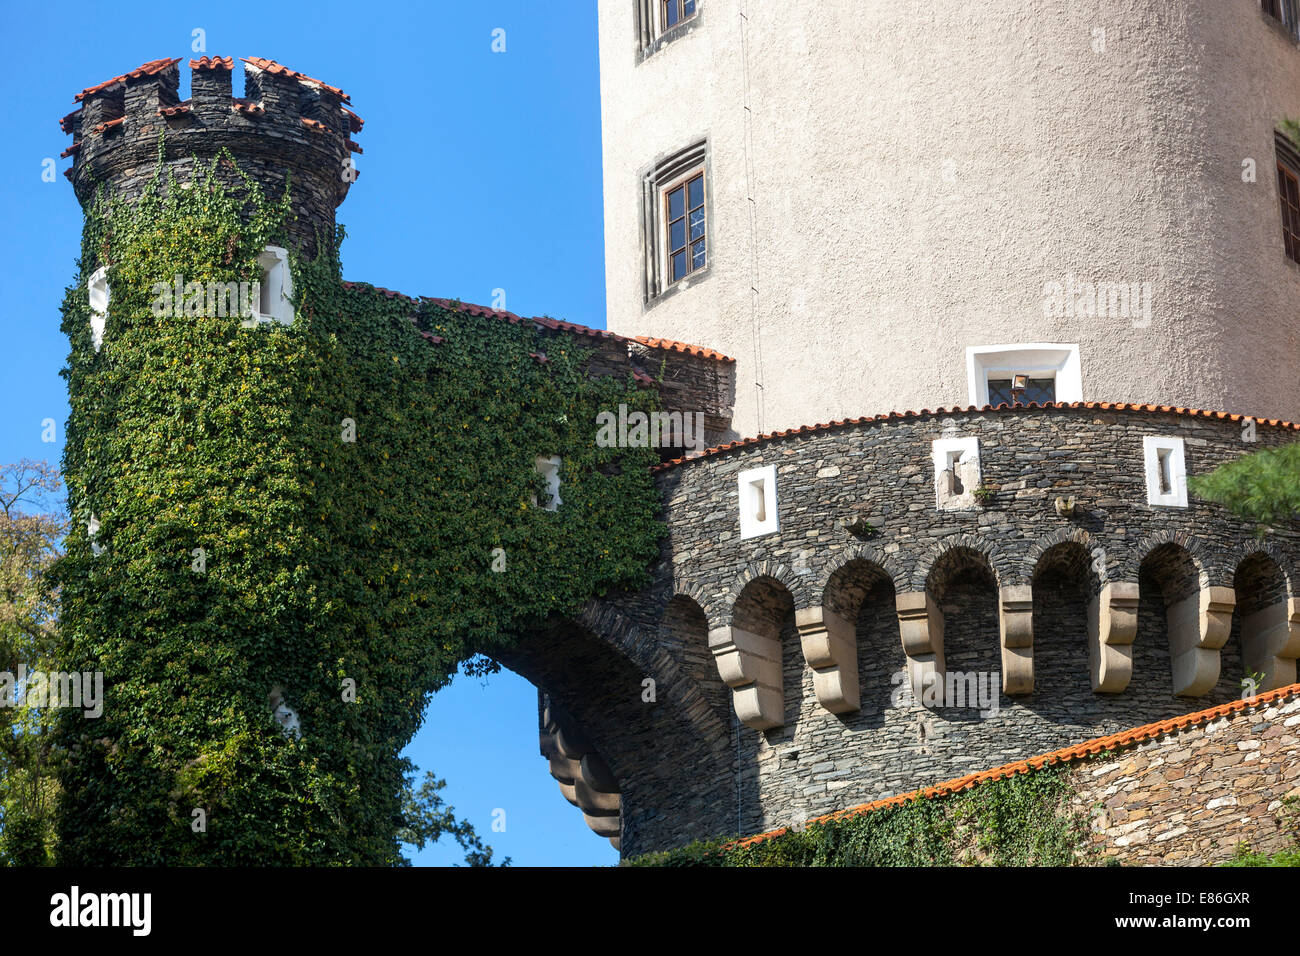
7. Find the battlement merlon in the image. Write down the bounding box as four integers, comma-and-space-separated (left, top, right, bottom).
61, 56, 363, 260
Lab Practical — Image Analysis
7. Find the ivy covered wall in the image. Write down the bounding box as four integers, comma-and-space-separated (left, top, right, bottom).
53, 158, 665, 864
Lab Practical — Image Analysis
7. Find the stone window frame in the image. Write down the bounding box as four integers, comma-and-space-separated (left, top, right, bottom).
965, 344, 1081, 408
1142, 435, 1188, 508
932, 436, 981, 511
87, 266, 109, 352
1276, 132, 1300, 266
737, 463, 778, 540
641, 140, 712, 308
636, 0, 703, 62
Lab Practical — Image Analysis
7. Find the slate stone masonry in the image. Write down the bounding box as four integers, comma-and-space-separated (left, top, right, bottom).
571, 405, 1300, 855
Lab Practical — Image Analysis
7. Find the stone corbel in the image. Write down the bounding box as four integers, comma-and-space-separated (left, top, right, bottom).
1087, 582, 1139, 692
895, 591, 945, 705
1166, 586, 1235, 697
1242, 597, 1300, 690
999, 585, 1034, 696
795, 605, 860, 714
709, 625, 783, 730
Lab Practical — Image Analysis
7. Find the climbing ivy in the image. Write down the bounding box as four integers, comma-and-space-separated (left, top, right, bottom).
52, 153, 664, 864
626, 765, 1089, 867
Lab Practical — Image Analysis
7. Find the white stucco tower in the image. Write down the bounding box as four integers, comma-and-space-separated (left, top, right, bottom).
597, 1, 1300, 440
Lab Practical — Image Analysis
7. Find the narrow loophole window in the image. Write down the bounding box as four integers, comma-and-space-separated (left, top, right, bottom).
946, 451, 966, 495
1157, 447, 1173, 496
749, 478, 766, 524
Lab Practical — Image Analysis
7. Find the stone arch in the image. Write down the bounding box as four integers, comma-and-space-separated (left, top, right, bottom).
893, 544, 1002, 711
794, 556, 899, 715
1225, 539, 1297, 600
816, 554, 899, 717
1229, 549, 1299, 692
1022, 527, 1107, 587
709, 574, 798, 731
910, 533, 1010, 592
1031, 539, 1100, 700
817, 544, 907, 597
1126, 530, 1212, 588
500, 601, 735, 858
659, 591, 729, 724
725, 559, 810, 612
1134, 540, 1234, 698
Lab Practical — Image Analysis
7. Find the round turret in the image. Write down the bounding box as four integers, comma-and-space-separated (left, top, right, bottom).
61, 56, 363, 258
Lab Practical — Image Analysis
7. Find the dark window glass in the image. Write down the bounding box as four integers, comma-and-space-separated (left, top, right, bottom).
987, 378, 1056, 406
664, 171, 706, 285
661, 0, 698, 34
1278, 152, 1300, 266
672, 250, 688, 281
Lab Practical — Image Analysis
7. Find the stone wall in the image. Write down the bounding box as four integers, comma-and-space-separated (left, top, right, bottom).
547, 403, 1300, 856
1073, 689, 1300, 864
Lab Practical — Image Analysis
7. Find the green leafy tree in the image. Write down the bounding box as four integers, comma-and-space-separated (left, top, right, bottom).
1189, 442, 1300, 530
0, 460, 68, 865
397, 771, 509, 867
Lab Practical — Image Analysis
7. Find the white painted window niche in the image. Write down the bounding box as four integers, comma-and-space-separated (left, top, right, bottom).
245, 246, 294, 327
534, 455, 562, 511
1143, 435, 1188, 507
738, 463, 778, 539
932, 436, 981, 510
965, 344, 1081, 407
87, 266, 109, 352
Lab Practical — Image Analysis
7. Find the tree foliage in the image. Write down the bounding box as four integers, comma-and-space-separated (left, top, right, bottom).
0, 460, 67, 865
1189, 442, 1300, 531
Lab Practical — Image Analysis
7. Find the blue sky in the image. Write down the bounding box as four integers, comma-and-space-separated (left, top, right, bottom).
0, 0, 616, 865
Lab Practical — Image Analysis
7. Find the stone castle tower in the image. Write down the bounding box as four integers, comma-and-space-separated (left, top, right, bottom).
60, 31, 1300, 862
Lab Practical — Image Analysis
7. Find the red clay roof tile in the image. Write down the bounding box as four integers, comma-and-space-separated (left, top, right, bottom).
651, 402, 1300, 473
241, 57, 351, 102
633, 335, 734, 363
75, 58, 181, 101
190, 56, 233, 71
340, 285, 727, 364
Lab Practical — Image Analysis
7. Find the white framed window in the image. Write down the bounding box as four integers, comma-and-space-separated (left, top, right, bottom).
87, 266, 109, 352
1142, 436, 1188, 507
534, 455, 562, 511
245, 246, 293, 326
932, 436, 981, 510
965, 344, 1081, 407
738, 464, 778, 539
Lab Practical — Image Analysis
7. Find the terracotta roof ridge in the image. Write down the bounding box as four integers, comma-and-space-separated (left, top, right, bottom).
241, 57, 351, 102
723, 681, 1300, 853
632, 335, 735, 363
75, 57, 181, 102
651, 402, 1300, 473
339, 284, 726, 359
